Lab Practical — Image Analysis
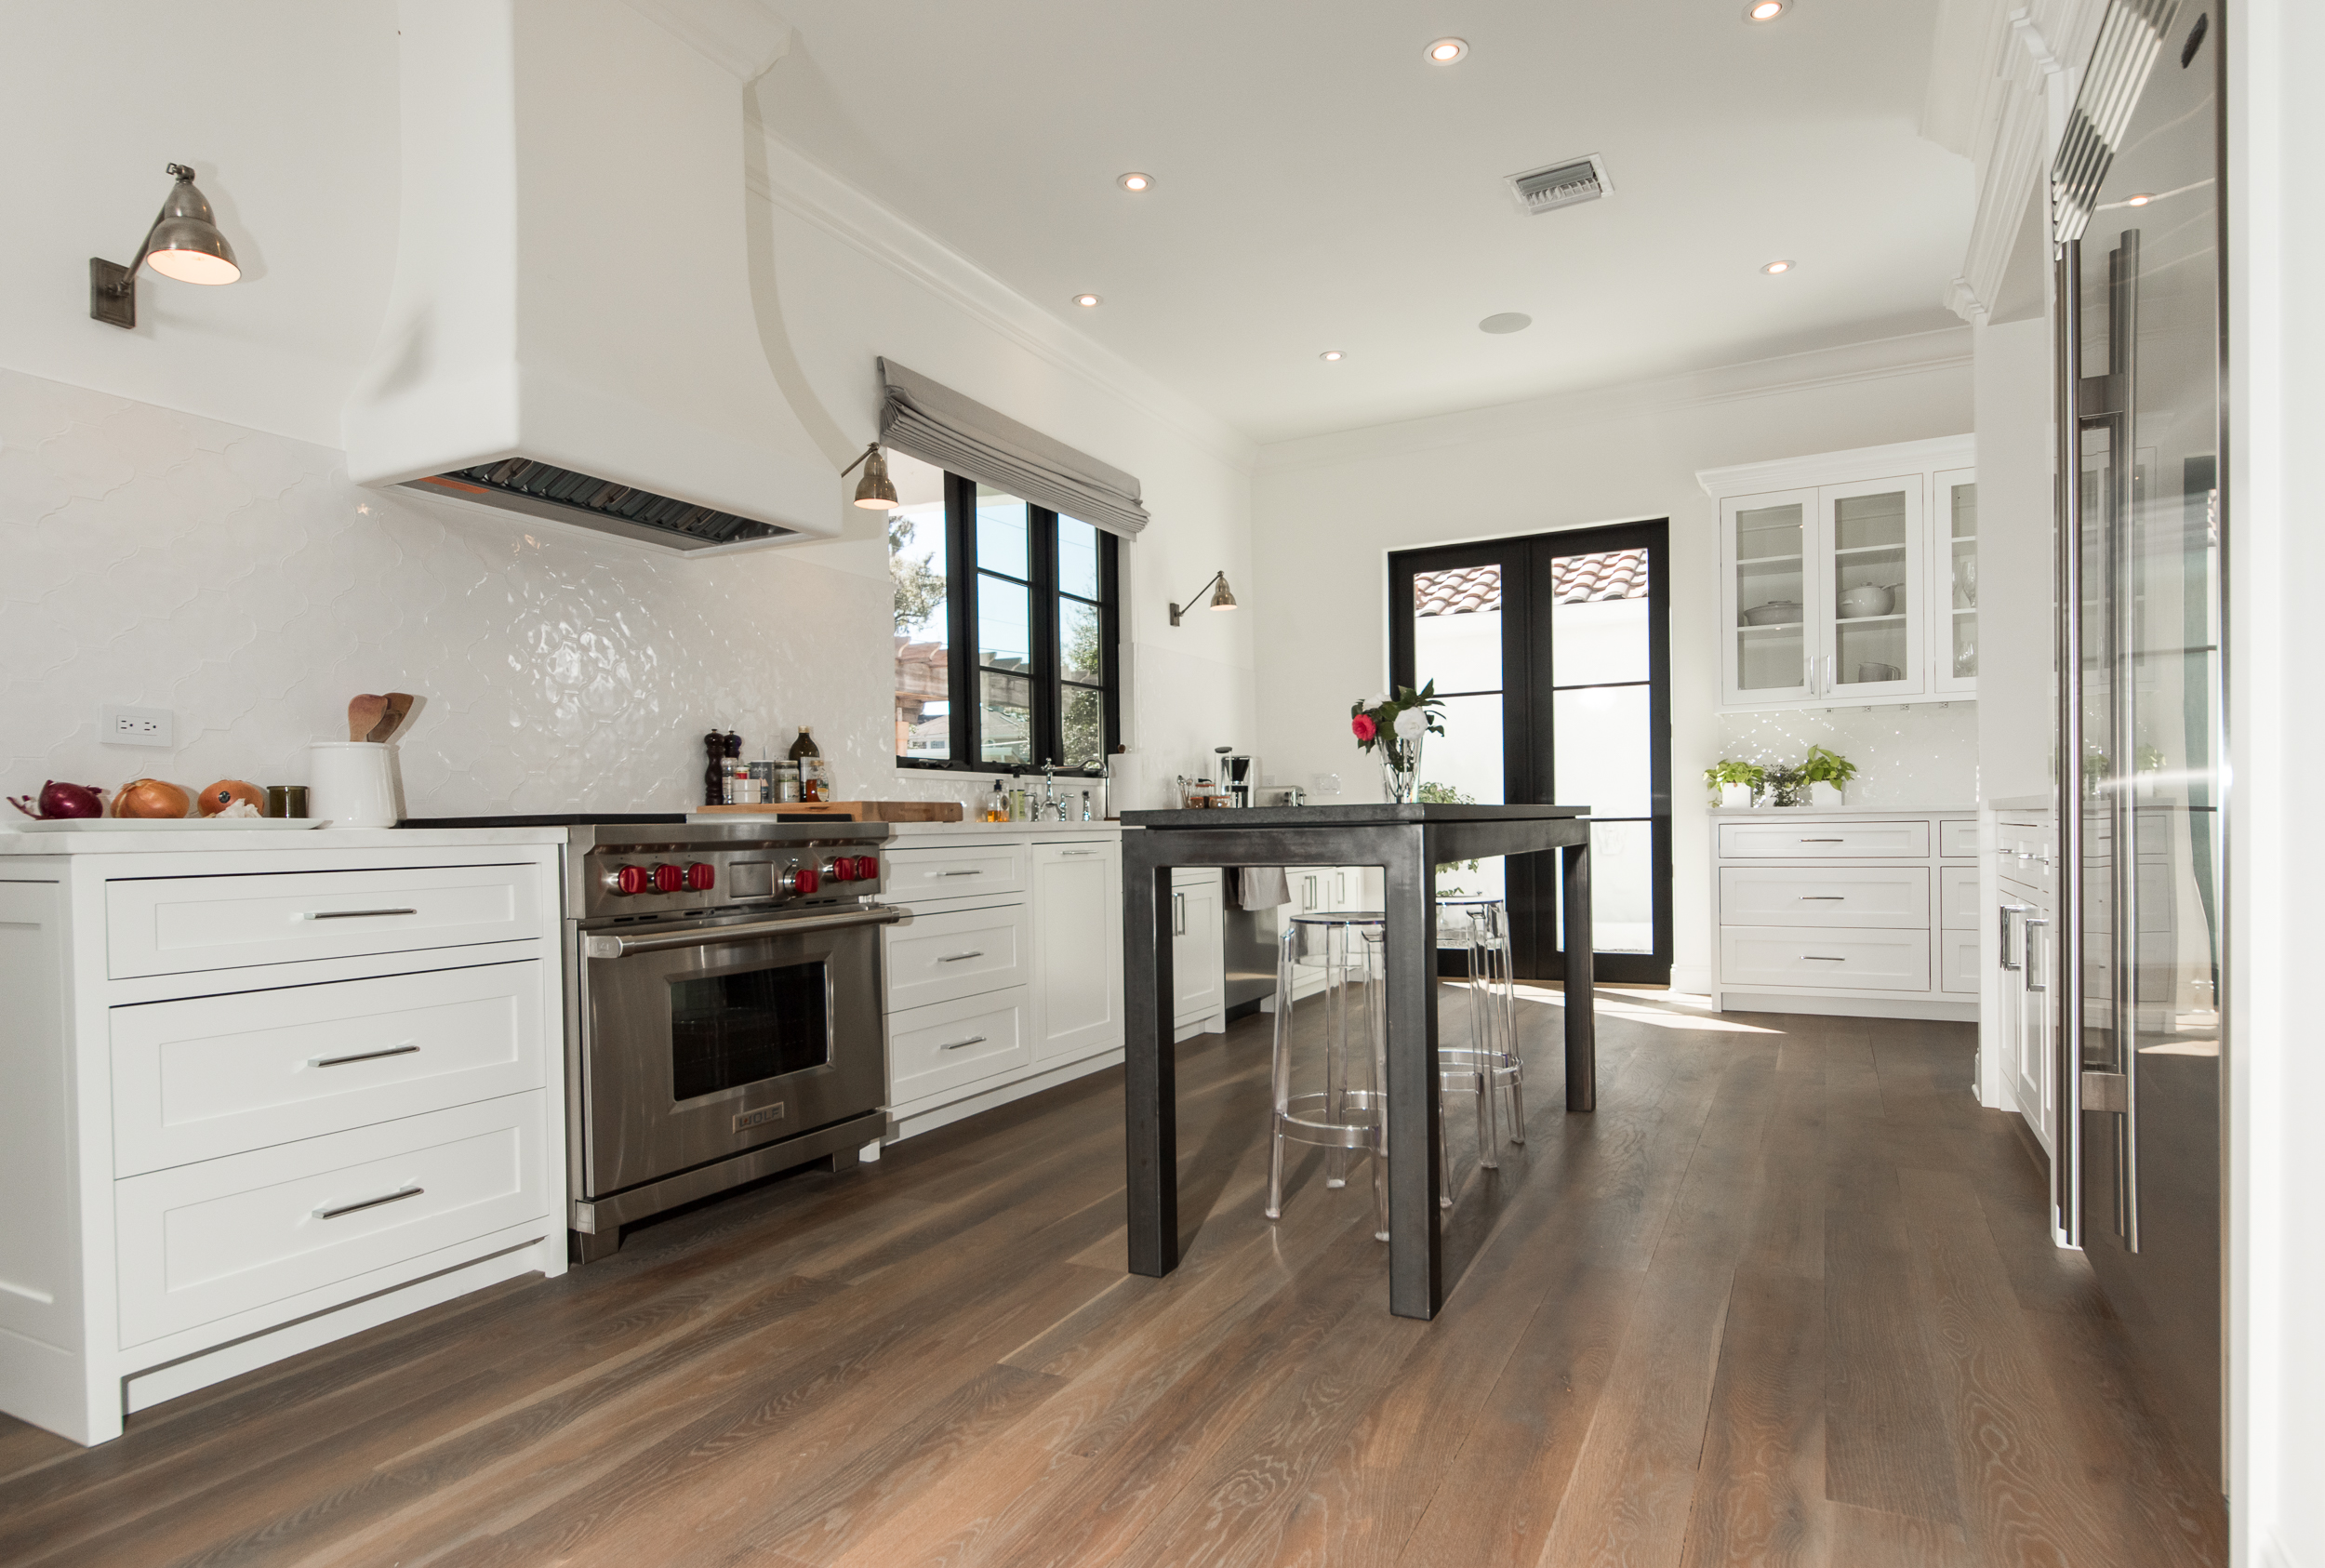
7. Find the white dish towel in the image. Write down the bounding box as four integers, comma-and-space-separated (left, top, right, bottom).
1235, 867, 1292, 910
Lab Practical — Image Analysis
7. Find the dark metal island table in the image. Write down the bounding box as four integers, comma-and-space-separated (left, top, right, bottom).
1118, 803, 1597, 1320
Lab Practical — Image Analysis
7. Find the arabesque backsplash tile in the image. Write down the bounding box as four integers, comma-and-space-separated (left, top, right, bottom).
1714, 701, 1978, 805
0, 366, 907, 817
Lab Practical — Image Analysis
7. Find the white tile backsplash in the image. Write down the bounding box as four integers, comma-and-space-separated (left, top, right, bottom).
0, 366, 909, 817
1715, 701, 1978, 806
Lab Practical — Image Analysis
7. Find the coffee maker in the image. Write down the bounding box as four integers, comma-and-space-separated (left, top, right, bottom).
1216, 749, 1256, 810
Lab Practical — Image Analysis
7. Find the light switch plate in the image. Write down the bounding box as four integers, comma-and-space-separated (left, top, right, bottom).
100, 705, 172, 748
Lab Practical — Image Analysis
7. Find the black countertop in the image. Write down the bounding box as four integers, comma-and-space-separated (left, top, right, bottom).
1121, 803, 1590, 829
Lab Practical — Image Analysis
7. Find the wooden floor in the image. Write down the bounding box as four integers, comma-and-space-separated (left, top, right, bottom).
0, 989, 2226, 1567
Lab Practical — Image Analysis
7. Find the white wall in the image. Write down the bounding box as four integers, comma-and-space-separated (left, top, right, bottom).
1972, 315, 2056, 804
1249, 333, 1973, 988
2226, 3, 2325, 1563
0, 4, 1254, 817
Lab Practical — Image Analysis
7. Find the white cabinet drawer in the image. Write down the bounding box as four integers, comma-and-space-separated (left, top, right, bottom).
1940, 932, 1979, 994
1939, 819, 1978, 857
1719, 866, 1929, 930
1719, 926, 1931, 991
1939, 867, 1980, 931
884, 843, 1027, 903
1718, 819, 1931, 858
113, 1093, 547, 1348
106, 864, 543, 979
884, 902, 1030, 1011
1032, 844, 1123, 1063
111, 962, 546, 1176
888, 988, 1032, 1108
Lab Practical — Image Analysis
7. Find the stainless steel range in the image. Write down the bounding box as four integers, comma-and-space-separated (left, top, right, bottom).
549, 820, 903, 1260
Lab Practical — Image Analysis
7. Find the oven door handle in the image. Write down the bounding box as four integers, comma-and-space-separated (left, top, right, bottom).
583, 903, 910, 958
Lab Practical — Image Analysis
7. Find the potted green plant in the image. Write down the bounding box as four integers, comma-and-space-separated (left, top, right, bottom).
1350, 683, 1446, 804
1761, 764, 1808, 808
1800, 745, 1857, 806
1703, 759, 1765, 808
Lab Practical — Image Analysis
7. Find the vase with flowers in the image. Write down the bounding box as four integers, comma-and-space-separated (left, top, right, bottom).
1350, 683, 1446, 804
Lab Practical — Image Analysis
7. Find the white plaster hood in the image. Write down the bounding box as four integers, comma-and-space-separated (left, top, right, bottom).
342, 0, 840, 551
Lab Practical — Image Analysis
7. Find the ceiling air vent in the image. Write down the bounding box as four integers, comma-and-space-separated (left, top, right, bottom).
1506, 154, 1614, 216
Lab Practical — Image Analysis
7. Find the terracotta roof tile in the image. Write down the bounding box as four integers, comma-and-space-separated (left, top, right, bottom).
1413, 550, 1648, 617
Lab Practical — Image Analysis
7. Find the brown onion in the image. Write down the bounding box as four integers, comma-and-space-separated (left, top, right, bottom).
112, 778, 193, 818
196, 779, 265, 817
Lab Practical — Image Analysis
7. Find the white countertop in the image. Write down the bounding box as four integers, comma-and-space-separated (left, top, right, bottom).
887, 818, 1125, 839
1707, 804, 1974, 817
0, 825, 570, 856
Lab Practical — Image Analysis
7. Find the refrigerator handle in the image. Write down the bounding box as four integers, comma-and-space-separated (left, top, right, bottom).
2021, 917, 2049, 991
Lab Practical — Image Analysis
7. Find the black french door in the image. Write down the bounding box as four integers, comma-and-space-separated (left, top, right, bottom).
1388, 521, 1673, 985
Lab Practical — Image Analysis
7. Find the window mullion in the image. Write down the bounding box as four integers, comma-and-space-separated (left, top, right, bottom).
1030, 507, 1061, 767
948, 472, 976, 767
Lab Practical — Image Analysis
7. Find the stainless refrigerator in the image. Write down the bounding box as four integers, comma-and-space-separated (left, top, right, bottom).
2052, 0, 2224, 1484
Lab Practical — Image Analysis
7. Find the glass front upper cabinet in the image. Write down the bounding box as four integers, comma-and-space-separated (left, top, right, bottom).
1933, 468, 1977, 695
1726, 489, 1814, 702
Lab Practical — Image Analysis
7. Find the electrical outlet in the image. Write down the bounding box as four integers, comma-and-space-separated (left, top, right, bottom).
100, 705, 173, 748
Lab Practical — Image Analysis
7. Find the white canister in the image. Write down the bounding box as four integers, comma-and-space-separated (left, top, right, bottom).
1719, 782, 1753, 809
1810, 780, 1847, 807
308, 741, 405, 828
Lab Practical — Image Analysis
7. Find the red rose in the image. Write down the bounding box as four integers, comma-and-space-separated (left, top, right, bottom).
1351, 713, 1377, 741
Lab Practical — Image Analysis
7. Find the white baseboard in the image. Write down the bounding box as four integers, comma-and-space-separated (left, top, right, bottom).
1668, 963, 1712, 995
889, 1045, 1124, 1143
1715, 990, 1979, 1023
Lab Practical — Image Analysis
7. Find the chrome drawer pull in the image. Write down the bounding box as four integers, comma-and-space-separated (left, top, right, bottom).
1060, 850, 1097, 857
314, 1185, 423, 1220
1798, 838, 1844, 844
306, 908, 418, 921
1800, 895, 1845, 900
938, 950, 986, 963
938, 1034, 990, 1051
940, 870, 985, 877
311, 1043, 418, 1069
1803, 955, 1847, 962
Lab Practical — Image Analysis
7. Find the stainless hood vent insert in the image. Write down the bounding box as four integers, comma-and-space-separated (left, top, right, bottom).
408, 460, 792, 551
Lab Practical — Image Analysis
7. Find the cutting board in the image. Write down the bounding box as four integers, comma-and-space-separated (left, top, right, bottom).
693, 800, 965, 822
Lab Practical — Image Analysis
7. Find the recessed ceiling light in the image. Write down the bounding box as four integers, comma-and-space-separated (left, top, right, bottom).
1072, 293, 1101, 308
1479, 312, 1532, 334
1118, 172, 1154, 193
1320, 350, 1344, 362
2126, 192, 2154, 206
1427, 36, 1468, 63
1761, 259, 1793, 274
1744, 0, 1787, 20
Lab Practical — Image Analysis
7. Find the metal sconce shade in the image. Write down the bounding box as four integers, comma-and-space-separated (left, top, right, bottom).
842, 442, 899, 510
1169, 570, 1237, 626
89, 164, 241, 328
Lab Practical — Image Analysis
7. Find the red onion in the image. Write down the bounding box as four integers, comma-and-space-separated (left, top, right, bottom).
7, 781, 104, 819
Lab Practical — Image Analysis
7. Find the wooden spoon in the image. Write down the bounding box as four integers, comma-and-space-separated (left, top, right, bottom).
366, 692, 416, 744
347, 694, 388, 742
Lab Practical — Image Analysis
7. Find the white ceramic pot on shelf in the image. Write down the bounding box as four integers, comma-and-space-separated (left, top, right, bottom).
1719, 783, 1753, 808
1811, 780, 1847, 807
307, 741, 405, 828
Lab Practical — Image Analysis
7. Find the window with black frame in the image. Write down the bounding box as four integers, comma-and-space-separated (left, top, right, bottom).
889, 451, 1120, 773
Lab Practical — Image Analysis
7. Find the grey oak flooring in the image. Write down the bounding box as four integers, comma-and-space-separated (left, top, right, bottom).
0, 990, 2225, 1566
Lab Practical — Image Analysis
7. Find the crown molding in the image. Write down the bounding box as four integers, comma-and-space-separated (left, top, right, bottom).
1254, 326, 1972, 474
747, 134, 1254, 473
1696, 433, 1976, 498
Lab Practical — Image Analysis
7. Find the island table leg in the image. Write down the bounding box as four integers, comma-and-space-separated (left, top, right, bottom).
1561, 838, 1596, 1112
1124, 860, 1177, 1276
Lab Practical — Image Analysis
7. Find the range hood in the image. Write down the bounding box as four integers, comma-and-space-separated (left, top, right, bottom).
343, 0, 840, 552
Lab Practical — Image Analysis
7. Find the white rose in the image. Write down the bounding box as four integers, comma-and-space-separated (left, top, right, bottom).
1394, 709, 1427, 740
1367, 691, 1391, 708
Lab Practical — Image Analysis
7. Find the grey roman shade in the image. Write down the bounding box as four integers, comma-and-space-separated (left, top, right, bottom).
877, 357, 1149, 538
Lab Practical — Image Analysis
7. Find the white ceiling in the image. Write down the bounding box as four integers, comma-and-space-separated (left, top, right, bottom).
754, 0, 1973, 445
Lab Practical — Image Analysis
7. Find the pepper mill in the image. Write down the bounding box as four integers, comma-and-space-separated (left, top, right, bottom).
703, 731, 727, 806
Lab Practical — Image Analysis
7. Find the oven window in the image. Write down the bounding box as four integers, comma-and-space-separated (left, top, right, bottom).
669, 961, 829, 1101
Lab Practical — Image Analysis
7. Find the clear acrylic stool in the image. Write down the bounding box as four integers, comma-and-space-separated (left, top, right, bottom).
1266, 911, 1389, 1242
1434, 897, 1523, 1195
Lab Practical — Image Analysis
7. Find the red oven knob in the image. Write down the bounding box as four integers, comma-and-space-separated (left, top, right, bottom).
783, 865, 820, 896
854, 855, 879, 881
824, 857, 856, 882
651, 863, 684, 895
612, 864, 647, 896
684, 861, 716, 891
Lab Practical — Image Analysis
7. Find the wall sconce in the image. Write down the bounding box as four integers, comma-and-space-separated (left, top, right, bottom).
89, 164, 243, 329
1169, 571, 1237, 626
841, 442, 899, 510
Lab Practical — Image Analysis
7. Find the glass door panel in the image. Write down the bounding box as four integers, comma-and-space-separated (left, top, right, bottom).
1823, 478, 1922, 696
1726, 493, 1812, 702
1936, 471, 1978, 690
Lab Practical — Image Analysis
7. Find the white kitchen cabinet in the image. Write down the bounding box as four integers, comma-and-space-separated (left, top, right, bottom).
1993, 806, 2056, 1152
881, 827, 1144, 1144
0, 835, 567, 1447
1170, 867, 1226, 1029
1031, 842, 1122, 1062
1711, 808, 1978, 1021
1701, 437, 1974, 711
